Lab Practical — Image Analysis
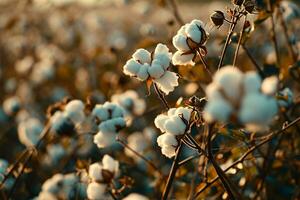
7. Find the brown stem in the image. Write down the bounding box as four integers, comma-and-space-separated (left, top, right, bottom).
194, 116, 300, 198
218, 16, 238, 69
168, 0, 184, 26
153, 83, 170, 110
116, 137, 162, 177
242, 45, 265, 78
206, 124, 241, 200
233, 15, 247, 67
162, 140, 183, 200
196, 49, 213, 79
268, 0, 280, 67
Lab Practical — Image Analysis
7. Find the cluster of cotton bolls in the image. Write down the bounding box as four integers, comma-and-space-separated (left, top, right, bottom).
204, 66, 279, 131
111, 90, 146, 123
0, 159, 14, 190
17, 117, 44, 147
172, 19, 208, 66
87, 154, 119, 200
35, 173, 85, 200
50, 100, 86, 135
154, 107, 192, 158
92, 102, 126, 148
123, 43, 178, 95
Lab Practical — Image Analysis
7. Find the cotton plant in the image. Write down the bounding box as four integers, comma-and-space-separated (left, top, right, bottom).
87, 154, 119, 200
203, 66, 279, 131
92, 102, 126, 148
172, 19, 209, 66
50, 99, 86, 135
35, 173, 83, 200
123, 43, 178, 95
111, 90, 146, 124
154, 107, 192, 158
17, 117, 44, 147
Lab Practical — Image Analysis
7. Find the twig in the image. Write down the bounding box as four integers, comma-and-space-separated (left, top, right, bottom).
206, 123, 241, 200
161, 140, 183, 200
233, 15, 247, 67
168, 0, 184, 26
153, 83, 170, 110
218, 15, 238, 69
194, 116, 300, 198
242, 45, 265, 78
196, 49, 213, 78
268, 0, 280, 67
116, 137, 162, 177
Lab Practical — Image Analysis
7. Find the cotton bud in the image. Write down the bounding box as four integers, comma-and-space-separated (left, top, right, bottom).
244, 0, 256, 13
210, 11, 225, 27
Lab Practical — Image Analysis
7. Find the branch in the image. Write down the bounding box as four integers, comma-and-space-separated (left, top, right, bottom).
168, 0, 184, 26
154, 83, 170, 110
194, 116, 300, 198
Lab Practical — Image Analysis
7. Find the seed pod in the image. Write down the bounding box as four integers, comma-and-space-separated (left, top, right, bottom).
244, 0, 256, 13
210, 11, 225, 27
232, 0, 244, 6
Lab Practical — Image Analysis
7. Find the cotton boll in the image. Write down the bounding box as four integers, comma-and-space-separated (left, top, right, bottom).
175, 107, 192, 122
261, 76, 278, 95
185, 22, 202, 43
239, 93, 278, 129
172, 34, 189, 51
148, 63, 165, 79
123, 59, 141, 77
203, 99, 233, 123
214, 66, 243, 102
18, 118, 43, 147
243, 72, 262, 94
3, 96, 21, 116
125, 133, 148, 159
154, 43, 171, 56
111, 106, 124, 118
154, 71, 179, 95
161, 145, 176, 158
46, 144, 65, 164
167, 108, 177, 116
42, 174, 64, 193
164, 116, 186, 135
206, 83, 222, 99
157, 133, 178, 147
92, 105, 109, 121
132, 49, 151, 64
154, 114, 169, 132
50, 111, 75, 135
64, 100, 85, 125
172, 51, 195, 66
36, 191, 57, 200
86, 182, 106, 200
133, 99, 146, 116
102, 154, 119, 177
122, 193, 149, 200
93, 131, 115, 148
136, 63, 150, 81
88, 163, 103, 182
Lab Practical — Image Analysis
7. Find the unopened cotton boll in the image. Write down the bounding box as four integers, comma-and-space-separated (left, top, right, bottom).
261, 76, 278, 95
86, 182, 106, 200
18, 118, 43, 147
122, 193, 149, 200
